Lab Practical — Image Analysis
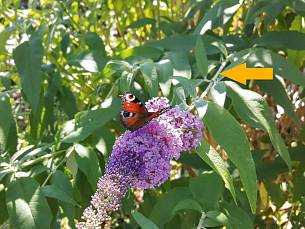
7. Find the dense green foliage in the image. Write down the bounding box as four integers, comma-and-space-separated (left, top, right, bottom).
0, 0, 305, 228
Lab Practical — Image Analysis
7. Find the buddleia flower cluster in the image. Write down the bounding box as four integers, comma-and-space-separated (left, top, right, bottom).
77, 97, 203, 228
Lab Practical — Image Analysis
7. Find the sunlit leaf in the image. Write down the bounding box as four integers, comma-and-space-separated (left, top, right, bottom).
204, 101, 257, 213
225, 81, 291, 170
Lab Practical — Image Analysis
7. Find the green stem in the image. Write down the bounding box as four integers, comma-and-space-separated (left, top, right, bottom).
112, 1, 128, 47
41, 155, 66, 186
199, 55, 231, 99
157, 0, 161, 40
197, 212, 206, 229
20, 150, 66, 169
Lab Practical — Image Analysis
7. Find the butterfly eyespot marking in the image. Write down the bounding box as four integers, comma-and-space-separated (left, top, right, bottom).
124, 93, 135, 101
122, 111, 134, 118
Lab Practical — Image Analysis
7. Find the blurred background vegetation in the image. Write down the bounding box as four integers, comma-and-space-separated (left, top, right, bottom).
0, 0, 305, 228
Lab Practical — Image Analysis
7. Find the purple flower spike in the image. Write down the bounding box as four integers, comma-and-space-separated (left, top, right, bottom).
78, 97, 203, 228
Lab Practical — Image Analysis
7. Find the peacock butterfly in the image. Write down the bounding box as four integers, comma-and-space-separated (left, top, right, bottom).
120, 92, 168, 131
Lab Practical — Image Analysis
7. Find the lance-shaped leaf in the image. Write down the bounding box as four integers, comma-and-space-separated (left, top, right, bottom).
13, 33, 43, 114
255, 77, 300, 126
204, 101, 257, 213
247, 48, 305, 87
196, 142, 236, 203
195, 36, 208, 76
0, 93, 17, 154
255, 31, 305, 50
225, 81, 291, 170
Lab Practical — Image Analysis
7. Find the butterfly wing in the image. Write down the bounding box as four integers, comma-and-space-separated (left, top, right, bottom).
120, 111, 159, 131
120, 92, 169, 131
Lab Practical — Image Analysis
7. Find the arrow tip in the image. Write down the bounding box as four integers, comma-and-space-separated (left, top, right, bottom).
220, 64, 247, 85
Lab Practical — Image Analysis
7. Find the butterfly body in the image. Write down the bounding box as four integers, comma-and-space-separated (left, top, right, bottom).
120, 93, 166, 131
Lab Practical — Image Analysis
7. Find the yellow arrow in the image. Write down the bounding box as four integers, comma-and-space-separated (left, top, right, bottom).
220, 63, 273, 85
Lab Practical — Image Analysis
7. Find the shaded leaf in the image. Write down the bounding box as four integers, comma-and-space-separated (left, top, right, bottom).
132, 211, 159, 229
6, 177, 52, 229
189, 172, 224, 210
61, 98, 120, 143
149, 187, 193, 226
13, 33, 43, 114
255, 31, 305, 50
221, 202, 253, 229
195, 36, 208, 76
0, 93, 17, 154
140, 62, 159, 97
74, 144, 102, 190
256, 77, 300, 126
173, 199, 202, 213
156, 59, 173, 97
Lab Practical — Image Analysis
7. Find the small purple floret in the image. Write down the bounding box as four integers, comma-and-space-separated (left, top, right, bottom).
78, 97, 203, 228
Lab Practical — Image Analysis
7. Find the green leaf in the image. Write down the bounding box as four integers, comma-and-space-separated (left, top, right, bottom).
89, 127, 115, 157
195, 36, 208, 76
156, 59, 173, 97
128, 18, 156, 29
41, 171, 77, 207
74, 144, 102, 190
61, 98, 120, 143
209, 81, 226, 107
194, 0, 241, 35
119, 70, 134, 92
168, 51, 191, 79
42, 185, 77, 205
148, 34, 220, 54
0, 186, 8, 225
225, 81, 291, 170
120, 46, 163, 61
256, 77, 300, 126
6, 177, 52, 229
140, 62, 159, 97
173, 76, 202, 97
69, 51, 108, 72
173, 199, 202, 213
13, 32, 44, 114
282, 0, 305, 16
252, 150, 288, 181
247, 48, 305, 87
85, 32, 107, 55
0, 30, 13, 53
196, 142, 236, 203
58, 86, 78, 119
220, 202, 253, 229
0, 92, 17, 154
245, 0, 283, 26
149, 187, 193, 226
255, 31, 305, 50
189, 172, 224, 210
203, 101, 257, 213
194, 98, 208, 119
50, 171, 76, 228
132, 211, 159, 229
203, 211, 229, 227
